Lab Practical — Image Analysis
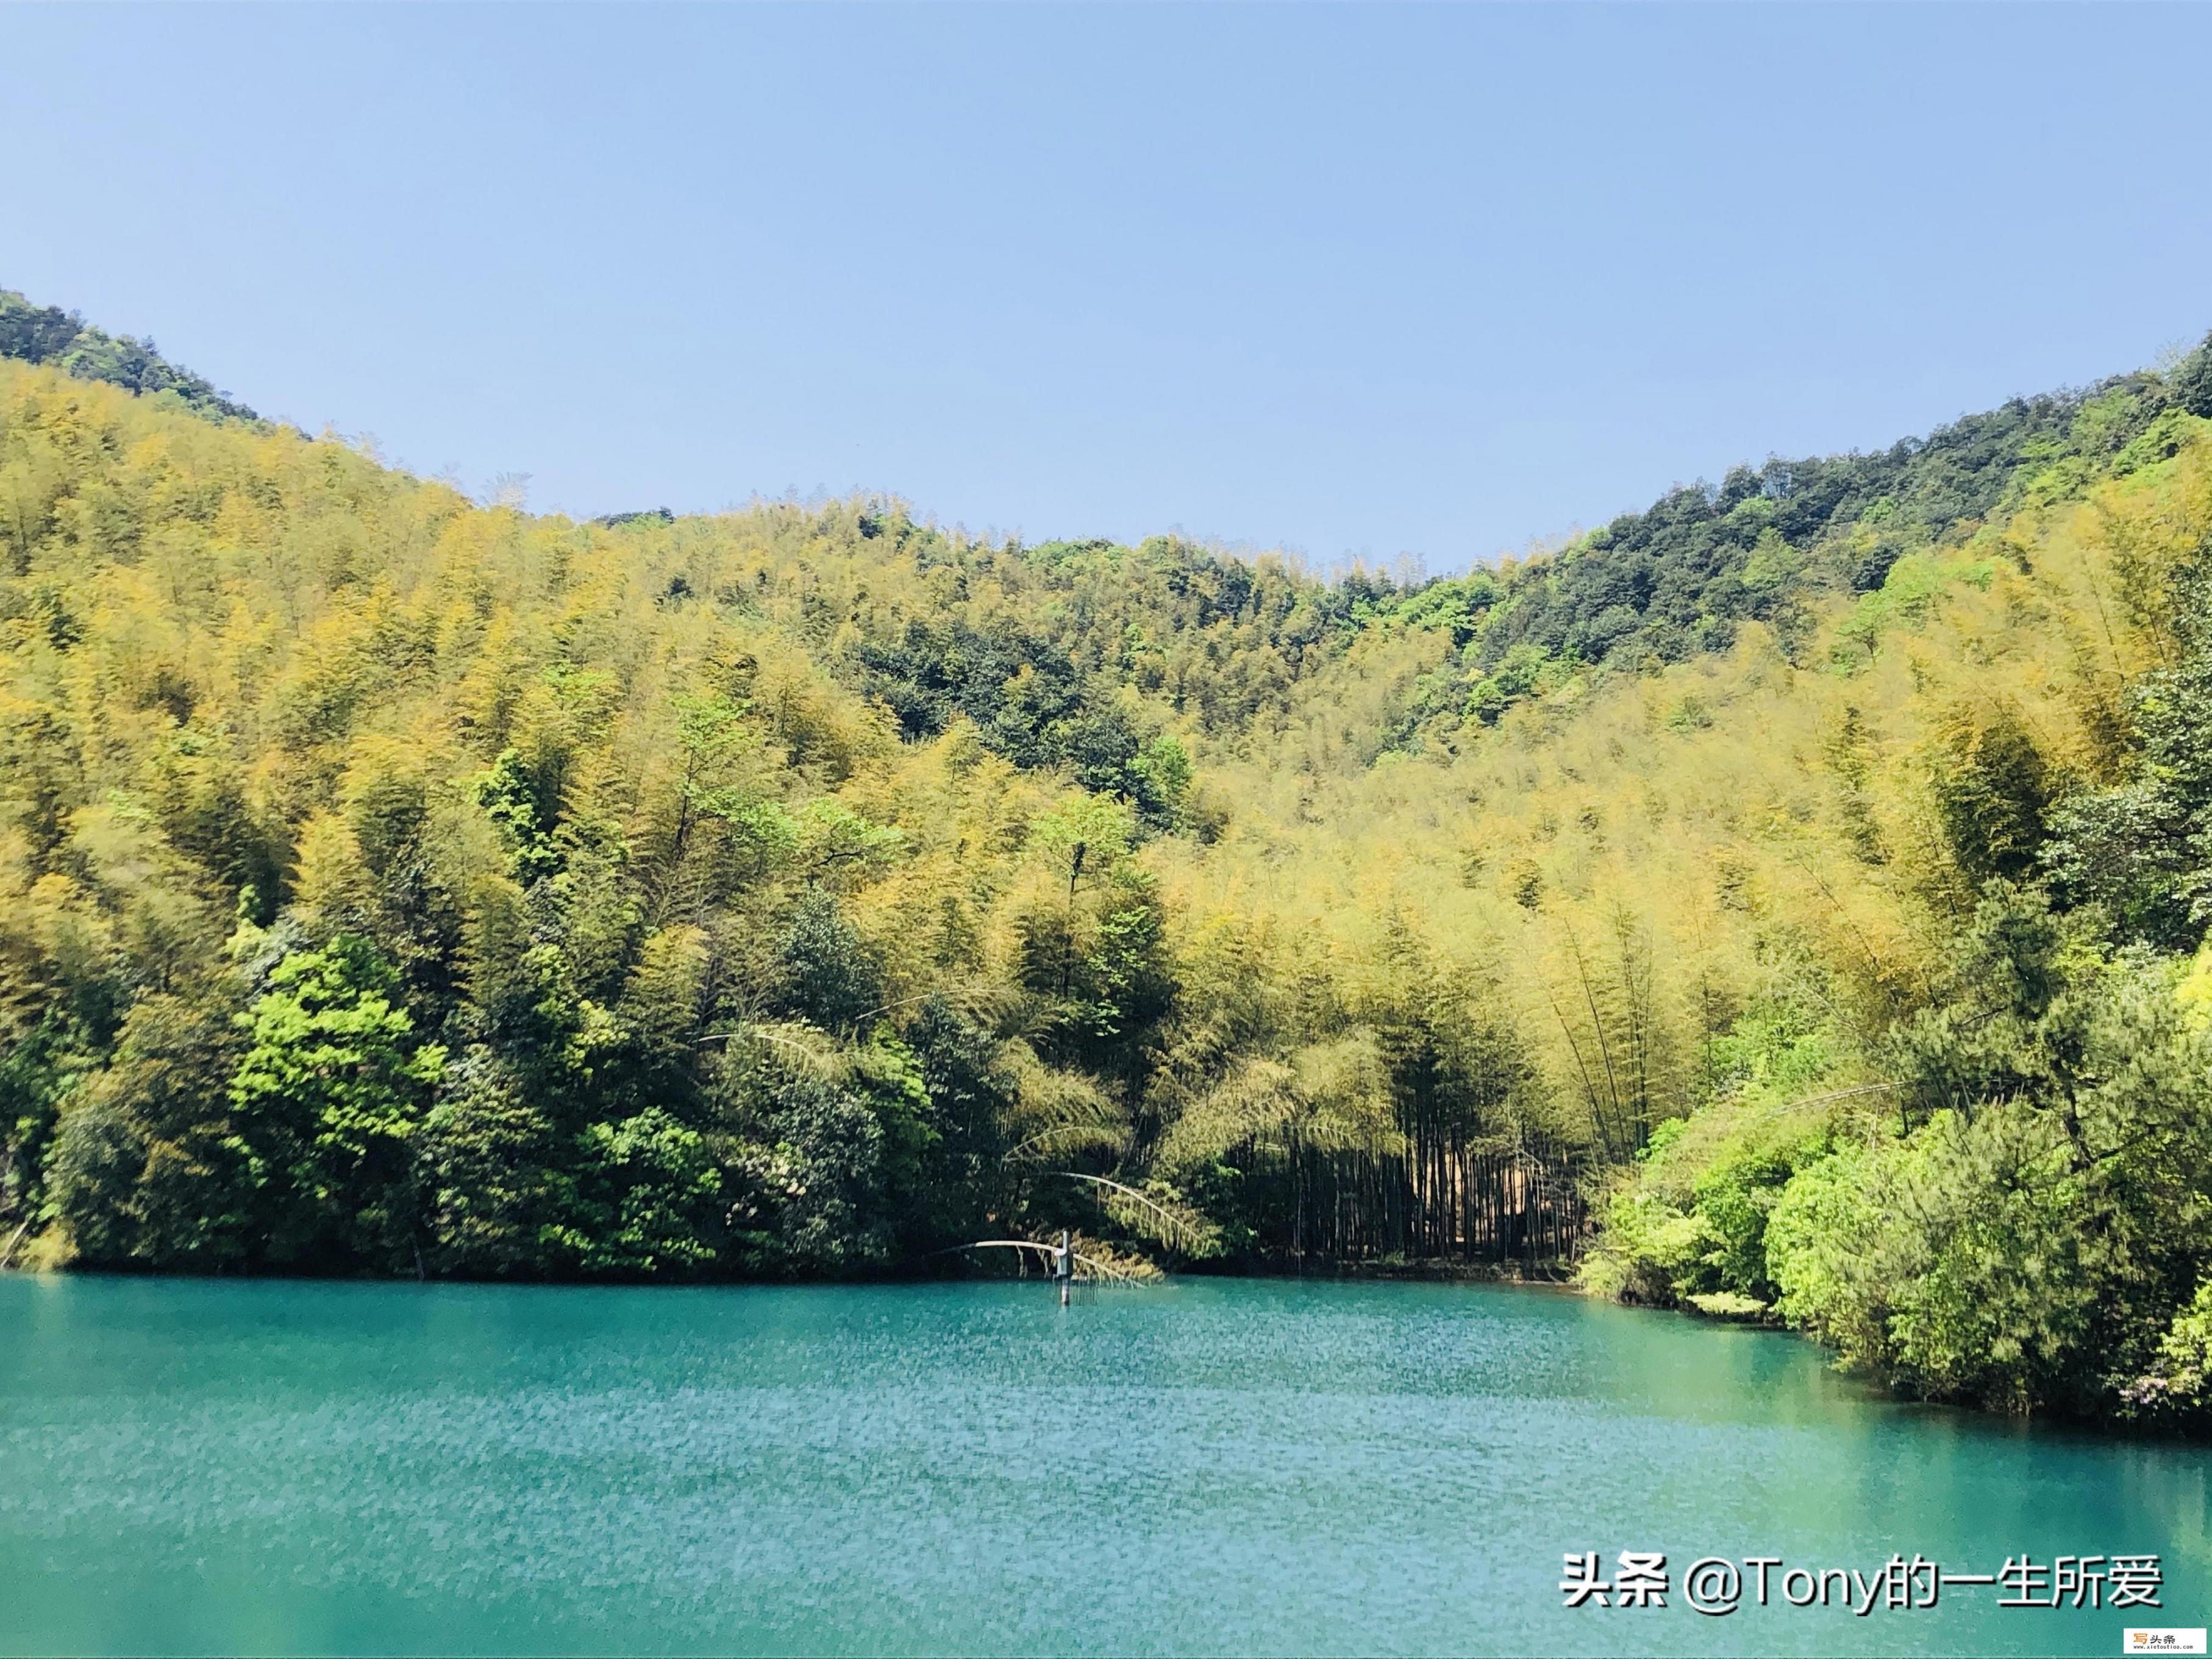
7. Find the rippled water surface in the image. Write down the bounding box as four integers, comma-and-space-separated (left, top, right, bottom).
1, 1275, 2206, 1655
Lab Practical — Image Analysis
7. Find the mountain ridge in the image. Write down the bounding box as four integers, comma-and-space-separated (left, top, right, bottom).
0, 287, 259, 423
10, 280, 2205, 747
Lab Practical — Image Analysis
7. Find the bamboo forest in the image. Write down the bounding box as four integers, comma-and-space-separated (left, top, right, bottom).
5, 287, 2212, 1427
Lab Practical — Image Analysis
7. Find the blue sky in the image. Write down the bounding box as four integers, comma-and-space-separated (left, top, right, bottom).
6, 4, 2209, 570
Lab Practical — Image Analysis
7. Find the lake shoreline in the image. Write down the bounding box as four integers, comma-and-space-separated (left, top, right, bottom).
1, 1246, 1586, 1288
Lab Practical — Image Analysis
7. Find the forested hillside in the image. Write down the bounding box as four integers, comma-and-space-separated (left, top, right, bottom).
1, 288, 258, 421
2, 295, 2210, 1424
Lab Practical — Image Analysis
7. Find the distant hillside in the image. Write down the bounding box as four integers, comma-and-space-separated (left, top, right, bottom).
1380, 334, 2212, 739
0, 287, 258, 421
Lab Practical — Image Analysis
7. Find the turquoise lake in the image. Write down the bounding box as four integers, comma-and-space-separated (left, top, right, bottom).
1, 1274, 2205, 1656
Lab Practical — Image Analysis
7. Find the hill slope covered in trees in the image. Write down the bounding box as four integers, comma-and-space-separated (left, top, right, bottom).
1, 288, 259, 422
2, 293, 2210, 1425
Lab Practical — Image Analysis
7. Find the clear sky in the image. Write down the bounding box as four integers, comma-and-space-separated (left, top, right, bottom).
6, 4, 2209, 570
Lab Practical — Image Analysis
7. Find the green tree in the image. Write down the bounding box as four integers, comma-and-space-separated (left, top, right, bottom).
1928, 704, 2052, 892
548, 1107, 722, 1277
227, 937, 446, 1268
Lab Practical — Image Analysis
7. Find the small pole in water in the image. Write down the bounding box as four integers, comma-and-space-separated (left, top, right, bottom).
1057, 1229, 1072, 1307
